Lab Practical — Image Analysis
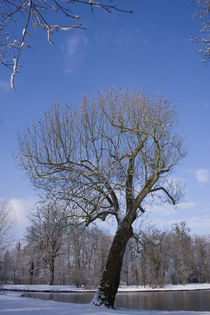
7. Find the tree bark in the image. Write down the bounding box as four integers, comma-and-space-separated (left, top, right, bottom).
92, 223, 133, 308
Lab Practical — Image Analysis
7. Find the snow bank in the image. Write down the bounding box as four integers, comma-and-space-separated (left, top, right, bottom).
0, 284, 95, 293
0, 293, 210, 315
118, 283, 210, 292
1, 283, 210, 293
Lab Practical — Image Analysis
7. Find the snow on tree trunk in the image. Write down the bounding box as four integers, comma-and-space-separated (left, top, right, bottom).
92, 224, 133, 308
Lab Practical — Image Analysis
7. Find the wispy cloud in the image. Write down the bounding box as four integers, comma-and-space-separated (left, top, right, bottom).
203, 101, 209, 108
151, 216, 210, 235
115, 27, 152, 48
62, 32, 88, 74
177, 201, 196, 209
67, 34, 88, 56
0, 80, 10, 91
151, 218, 177, 229
195, 168, 209, 183
147, 204, 177, 216
186, 216, 210, 234
145, 194, 195, 216
115, 28, 137, 45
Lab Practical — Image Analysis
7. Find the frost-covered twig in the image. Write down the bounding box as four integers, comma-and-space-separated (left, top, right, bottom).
190, 0, 210, 62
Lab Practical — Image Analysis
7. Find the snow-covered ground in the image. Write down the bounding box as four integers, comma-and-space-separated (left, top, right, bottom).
0, 292, 210, 315
1, 283, 210, 292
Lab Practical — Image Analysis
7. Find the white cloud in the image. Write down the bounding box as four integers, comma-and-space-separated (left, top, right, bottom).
9, 198, 35, 224
8, 198, 37, 238
195, 168, 209, 183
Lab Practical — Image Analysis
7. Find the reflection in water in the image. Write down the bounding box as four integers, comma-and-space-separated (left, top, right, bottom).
115, 291, 210, 311
23, 290, 210, 311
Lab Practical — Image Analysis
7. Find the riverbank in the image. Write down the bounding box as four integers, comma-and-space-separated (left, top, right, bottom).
1, 283, 210, 293
0, 293, 210, 315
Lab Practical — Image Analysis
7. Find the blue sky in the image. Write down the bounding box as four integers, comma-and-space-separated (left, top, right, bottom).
0, 0, 209, 238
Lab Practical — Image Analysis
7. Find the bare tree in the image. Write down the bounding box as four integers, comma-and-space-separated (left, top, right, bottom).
2, 222, 210, 287
192, 235, 210, 283
26, 200, 68, 285
0, 200, 13, 259
62, 225, 111, 287
132, 233, 149, 287
0, 1, 131, 90
141, 228, 170, 288
0, 201, 14, 284
171, 222, 192, 285
18, 88, 186, 307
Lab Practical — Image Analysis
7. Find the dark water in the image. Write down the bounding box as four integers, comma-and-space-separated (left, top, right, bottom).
23, 290, 210, 311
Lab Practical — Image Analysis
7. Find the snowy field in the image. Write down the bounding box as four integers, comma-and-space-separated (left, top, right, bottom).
0, 292, 210, 315
1, 283, 210, 292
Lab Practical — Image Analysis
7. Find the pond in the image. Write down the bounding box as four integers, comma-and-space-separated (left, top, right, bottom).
23, 290, 210, 311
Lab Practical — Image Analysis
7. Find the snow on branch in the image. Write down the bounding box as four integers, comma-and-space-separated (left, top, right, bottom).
190, 0, 210, 62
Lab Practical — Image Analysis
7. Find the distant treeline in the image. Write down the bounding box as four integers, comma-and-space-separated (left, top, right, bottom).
0, 221, 209, 287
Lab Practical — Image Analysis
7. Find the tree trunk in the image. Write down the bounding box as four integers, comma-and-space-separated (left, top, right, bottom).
92, 224, 133, 308
29, 261, 34, 285
49, 261, 55, 285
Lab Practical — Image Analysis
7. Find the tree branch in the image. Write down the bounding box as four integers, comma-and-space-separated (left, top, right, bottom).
149, 186, 176, 205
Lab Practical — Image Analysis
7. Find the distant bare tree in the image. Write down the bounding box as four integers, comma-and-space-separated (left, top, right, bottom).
18, 88, 186, 307
0, 0, 132, 90
192, 235, 210, 283
26, 200, 68, 285
131, 225, 170, 288
0, 201, 13, 259
2, 219, 210, 287
142, 228, 170, 288
171, 222, 192, 285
